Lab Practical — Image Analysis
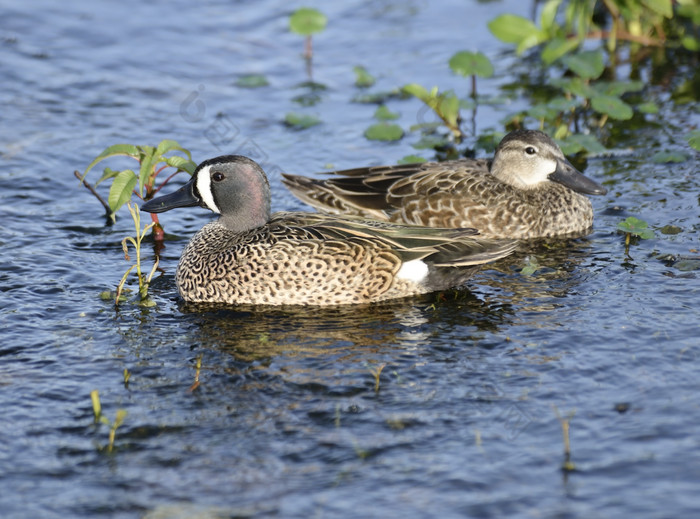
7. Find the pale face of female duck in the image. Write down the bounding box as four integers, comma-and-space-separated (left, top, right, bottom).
141, 156, 516, 306
281, 130, 607, 239
489, 130, 606, 195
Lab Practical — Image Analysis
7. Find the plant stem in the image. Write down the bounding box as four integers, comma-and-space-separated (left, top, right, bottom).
75, 170, 110, 216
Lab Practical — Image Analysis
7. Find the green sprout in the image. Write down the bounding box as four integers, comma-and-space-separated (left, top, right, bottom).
90, 389, 127, 453
367, 363, 387, 393
114, 202, 159, 307
617, 216, 655, 257
553, 406, 576, 473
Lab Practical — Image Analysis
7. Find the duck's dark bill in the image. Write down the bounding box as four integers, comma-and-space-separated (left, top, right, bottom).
141, 179, 200, 213
550, 159, 607, 196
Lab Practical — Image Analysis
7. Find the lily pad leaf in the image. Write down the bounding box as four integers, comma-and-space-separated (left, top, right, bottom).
289, 8, 327, 36
687, 130, 700, 151
617, 216, 654, 239
284, 112, 321, 130
374, 105, 399, 120
353, 66, 375, 88
591, 95, 633, 120
397, 155, 427, 164
364, 123, 404, 141
449, 51, 494, 78
236, 74, 269, 88
651, 151, 687, 163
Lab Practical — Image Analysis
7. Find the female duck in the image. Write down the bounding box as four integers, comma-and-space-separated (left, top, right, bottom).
142, 156, 515, 306
282, 130, 607, 239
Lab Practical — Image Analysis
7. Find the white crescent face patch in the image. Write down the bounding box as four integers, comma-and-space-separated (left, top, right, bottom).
196, 165, 221, 214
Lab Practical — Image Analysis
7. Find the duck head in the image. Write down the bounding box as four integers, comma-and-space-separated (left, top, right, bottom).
491, 130, 607, 195
141, 155, 272, 232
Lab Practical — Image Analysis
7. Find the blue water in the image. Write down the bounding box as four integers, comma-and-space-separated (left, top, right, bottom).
1, 1, 699, 518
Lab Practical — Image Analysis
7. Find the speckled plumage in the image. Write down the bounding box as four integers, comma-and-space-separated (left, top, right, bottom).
142, 156, 516, 306
282, 130, 607, 239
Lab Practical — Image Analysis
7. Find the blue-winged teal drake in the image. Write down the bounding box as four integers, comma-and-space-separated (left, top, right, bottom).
141, 155, 516, 306
282, 130, 607, 239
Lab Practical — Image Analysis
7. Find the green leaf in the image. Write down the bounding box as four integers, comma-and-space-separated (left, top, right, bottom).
235, 74, 269, 88
642, 0, 672, 18
289, 8, 327, 36
681, 36, 700, 52
107, 170, 137, 216
651, 151, 687, 163
449, 51, 494, 78
402, 83, 429, 102
164, 156, 197, 175
95, 167, 121, 187
155, 139, 190, 160
488, 14, 544, 45
397, 155, 427, 164
82, 144, 139, 181
562, 50, 604, 80
617, 217, 654, 239
353, 65, 375, 88
284, 112, 321, 129
591, 95, 633, 120
138, 146, 157, 198
541, 37, 581, 64
637, 102, 659, 114
364, 123, 404, 141
687, 130, 700, 151
540, 0, 563, 32
559, 134, 607, 155
374, 105, 399, 120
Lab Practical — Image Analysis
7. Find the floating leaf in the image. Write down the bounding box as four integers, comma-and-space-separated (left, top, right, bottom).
637, 102, 659, 114
687, 130, 700, 151
562, 50, 604, 80
659, 225, 682, 235
617, 217, 654, 239
289, 8, 327, 36
108, 170, 137, 217
364, 123, 404, 141
591, 95, 633, 120
284, 112, 321, 129
449, 51, 493, 78
353, 65, 375, 88
397, 155, 427, 164
236, 74, 269, 88
374, 105, 399, 120
651, 151, 687, 163
558, 134, 607, 155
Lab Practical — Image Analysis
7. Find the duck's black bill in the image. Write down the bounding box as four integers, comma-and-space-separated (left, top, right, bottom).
550, 159, 607, 196
141, 179, 200, 213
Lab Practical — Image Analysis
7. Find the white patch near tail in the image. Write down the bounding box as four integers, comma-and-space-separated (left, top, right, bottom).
196, 165, 221, 214
396, 259, 429, 283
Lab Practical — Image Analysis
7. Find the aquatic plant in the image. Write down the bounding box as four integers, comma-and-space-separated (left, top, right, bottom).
189, 354, 202, 392
79, 139, 196, 236
289, 7, 327, 60
114, 202, 159, 307
553, 406, 576, 472
617, 216, 655, 256
90, 390, 127, 453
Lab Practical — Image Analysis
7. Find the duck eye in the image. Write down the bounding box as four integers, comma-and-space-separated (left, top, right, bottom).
525, 146, 536, 155
212, 171, 225, 182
